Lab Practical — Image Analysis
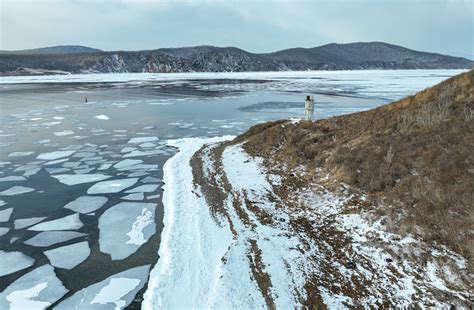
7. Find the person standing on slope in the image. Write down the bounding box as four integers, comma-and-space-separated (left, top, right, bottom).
304, 95, 314, 121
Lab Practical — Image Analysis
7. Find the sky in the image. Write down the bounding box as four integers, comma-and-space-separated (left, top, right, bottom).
1, 0, 473, 58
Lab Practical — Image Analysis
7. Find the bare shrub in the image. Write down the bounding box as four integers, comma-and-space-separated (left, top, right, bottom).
398, 112, 412, 133
416, 101, 450, 127
463, 107, 474, 121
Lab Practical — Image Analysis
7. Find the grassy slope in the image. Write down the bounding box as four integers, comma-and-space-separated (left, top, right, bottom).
236, 70, 474, 268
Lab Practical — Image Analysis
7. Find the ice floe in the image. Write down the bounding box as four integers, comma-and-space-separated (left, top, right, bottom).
127, 136, 159, 144
28, 214, 83, 231
55, 265, 150, 309
44, 241, 90, 269
125, 184, 159, 193
14, 217, 47, 229
37, 150, 75, 160
0, 228, 9, 236
87, 178, 138, 194
24, 231, 86, 247
0, 207, 14, 222
113, 159, 143, 169
0, 264, 68, 310
122, 193, 144, 201
0, 251, 35, 276
0, 200, 6, 207
51, 173, 111, 185
54, 130, 74, 136
98, 202, 156, 259
94, 115, 110, 120
0, 176, 26, 182
64, 196, 108, 214
8, 151, 34, 157
0, 186, 35, 196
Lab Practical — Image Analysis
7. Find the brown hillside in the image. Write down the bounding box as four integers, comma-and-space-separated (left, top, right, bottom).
235, 70, 474, 267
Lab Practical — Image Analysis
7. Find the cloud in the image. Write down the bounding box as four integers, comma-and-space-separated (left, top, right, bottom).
0, 0, 472, 58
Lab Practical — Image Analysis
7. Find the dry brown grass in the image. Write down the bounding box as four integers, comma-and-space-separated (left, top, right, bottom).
235, 70, 474, 269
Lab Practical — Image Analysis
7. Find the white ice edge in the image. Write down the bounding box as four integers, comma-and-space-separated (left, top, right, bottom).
142, 135, 235, 309
0, 70, 466, 85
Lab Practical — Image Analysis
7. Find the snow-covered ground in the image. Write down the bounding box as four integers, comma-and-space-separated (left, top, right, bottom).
143, 137, 472, 308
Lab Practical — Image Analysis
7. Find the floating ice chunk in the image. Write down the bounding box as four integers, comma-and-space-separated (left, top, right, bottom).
55, 265, 150, 310
141, 176, 161, 183
0, 207, 13, 222
121, 147, 137, 153
54, 130, 74, 136
14, 217, 47, 229
44, 241, 90, 270
64, 196, 108, 214
0, 200, 6, 207
125, 184, 159, 193
53, 116, 64, 120
122, 193, 144, 201
128, 171, 149, 178
127, 136, 159, 144
37, 150, 75, 160
139, 142, 156, 148
0, 228, 9, 236
63, 161, 81, 168
123, 150, 160, 158
52, 173, 111, 186
0, 186, 35, 196
0, 251, 35, 276
24, 168, 41, 177
24, 231, 86, 247
0, 264, 68, 310
0, 176, 26, 182
74, 168, 95, 174
37, 139, 51, 144
98, 163, 113, 170
72, 152, 96, 158
114, 159, 143, 169
46, 167, 70, 174
87, 178, 138, 195
44, 158, 69, 166
9, 151, 34, 157
94, 115, 110, 120
147, 194, 161, 200
28, 214, 83, 231
98, 202, 156, 259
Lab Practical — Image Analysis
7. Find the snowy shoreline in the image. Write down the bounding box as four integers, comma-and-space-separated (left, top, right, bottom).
142, 136, 235, 309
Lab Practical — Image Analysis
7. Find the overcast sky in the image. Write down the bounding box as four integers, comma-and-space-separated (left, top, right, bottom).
1, 0, 473, 58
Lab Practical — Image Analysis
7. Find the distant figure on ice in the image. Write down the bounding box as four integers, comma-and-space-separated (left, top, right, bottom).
85, 97, 88, 103
304, 95, 314, 121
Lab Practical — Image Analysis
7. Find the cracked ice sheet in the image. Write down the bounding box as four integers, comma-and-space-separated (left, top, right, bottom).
142, 136, 269, 309
0, 176, 26, 182
51, 173, 111, 185
44, 241, 90, 270
64, 196, 108, 214
24, 231, 86, 247
87, 178, 138, 194
98, 202, 156, 260
0, 264, 68, 310
28, 213, 83, 231
0, 251, 35, 276
0, 186, 35, 196
55, 265, 150, 310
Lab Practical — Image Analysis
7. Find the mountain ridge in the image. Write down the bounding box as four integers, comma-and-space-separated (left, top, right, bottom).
0, 42, 472, 75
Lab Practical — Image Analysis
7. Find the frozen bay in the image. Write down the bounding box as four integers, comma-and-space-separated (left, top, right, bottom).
0, 69, 465, 307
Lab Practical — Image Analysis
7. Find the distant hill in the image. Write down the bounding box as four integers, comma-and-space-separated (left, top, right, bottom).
0, 45, 102, 55
0, 42, 472, 75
